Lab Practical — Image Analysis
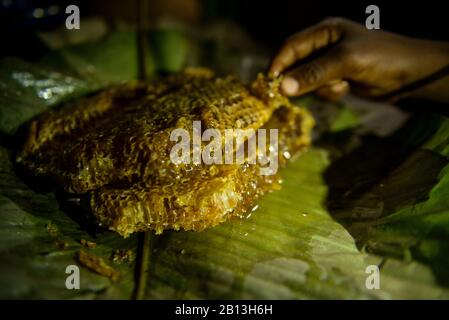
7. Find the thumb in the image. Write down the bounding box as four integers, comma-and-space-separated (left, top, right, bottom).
281, 54, 343, 96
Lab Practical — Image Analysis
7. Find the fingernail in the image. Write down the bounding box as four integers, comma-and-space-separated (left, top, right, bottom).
282, 77, 299, 95
269, 70, 280, 78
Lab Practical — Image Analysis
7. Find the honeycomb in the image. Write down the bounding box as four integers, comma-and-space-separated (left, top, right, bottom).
17, 69, 314, 237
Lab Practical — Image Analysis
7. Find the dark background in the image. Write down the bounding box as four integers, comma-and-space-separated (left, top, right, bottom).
1, 0, 449, 59
210, 0, 449, 44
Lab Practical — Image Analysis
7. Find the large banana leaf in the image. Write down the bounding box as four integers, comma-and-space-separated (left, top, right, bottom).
0, 30, 449, 299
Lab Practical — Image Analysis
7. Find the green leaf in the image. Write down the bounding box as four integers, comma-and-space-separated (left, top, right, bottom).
0, 146, 138, 299
0, 58, 92, 136
149, 30, 190, 73
330, 105, 360, 132
324, 114, 449, 289
144, 148, 449, 299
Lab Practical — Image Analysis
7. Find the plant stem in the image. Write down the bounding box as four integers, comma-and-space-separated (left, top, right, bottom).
136, 0, 149, 81
133, 231, 152, 300
132, 0, 151, 301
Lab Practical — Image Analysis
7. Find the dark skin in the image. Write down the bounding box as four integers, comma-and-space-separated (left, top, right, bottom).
269, 17, 449, 103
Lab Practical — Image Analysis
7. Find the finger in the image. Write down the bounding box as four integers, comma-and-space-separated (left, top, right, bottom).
281, 53, 343, 96
269, 19, 343, 76
316, 80, 350, 101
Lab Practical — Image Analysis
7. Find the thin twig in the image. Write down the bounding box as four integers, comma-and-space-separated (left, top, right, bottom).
133, 231, 152, 300
132, 0, 151, 300
136, 0, 149, 81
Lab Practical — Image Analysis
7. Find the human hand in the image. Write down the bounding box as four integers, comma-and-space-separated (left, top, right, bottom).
269, 18, 449, 102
